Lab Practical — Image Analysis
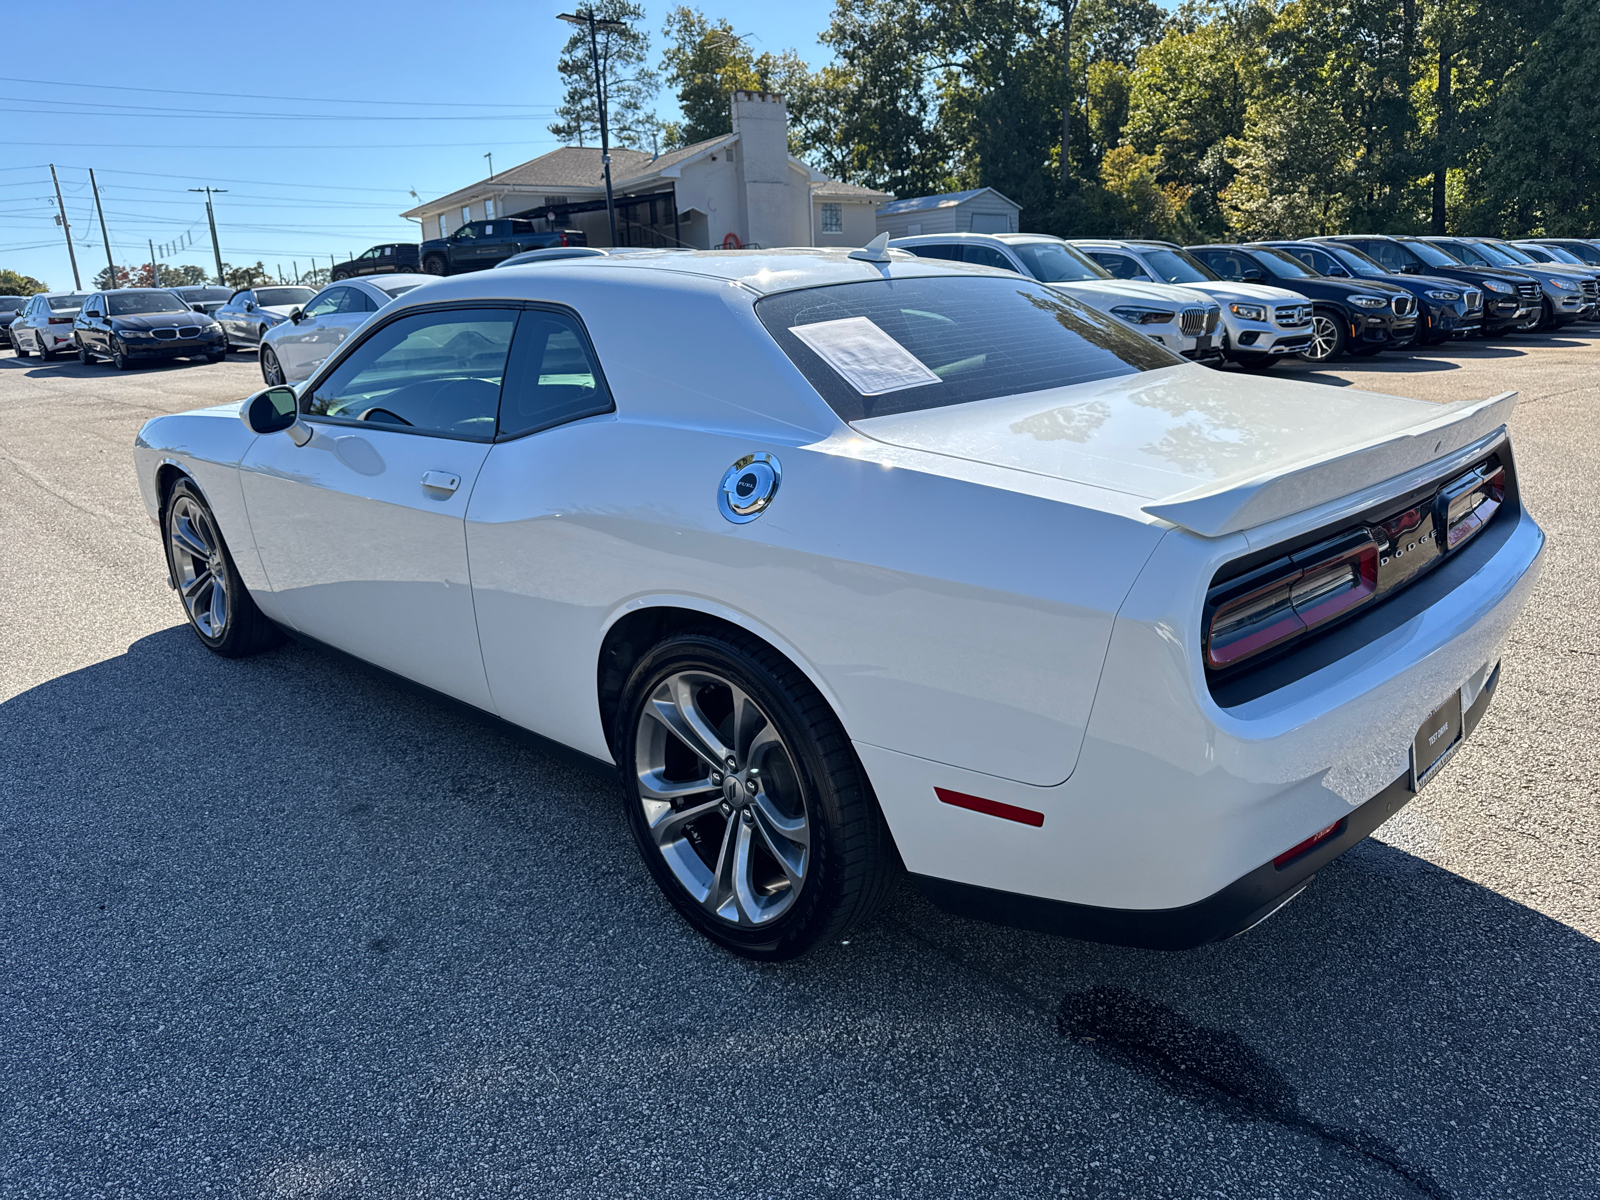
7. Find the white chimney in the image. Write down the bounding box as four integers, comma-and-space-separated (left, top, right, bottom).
730, 91, 794, 250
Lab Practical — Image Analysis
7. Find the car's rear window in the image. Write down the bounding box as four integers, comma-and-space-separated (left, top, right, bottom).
375, 281, 421, 297
756, 276, 1180, 422
255, 287, 316, 307
49, 294, 90, 311
0, 297, 24, 312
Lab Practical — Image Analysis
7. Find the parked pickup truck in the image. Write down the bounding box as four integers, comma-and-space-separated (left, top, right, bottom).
420, 219, 587, 276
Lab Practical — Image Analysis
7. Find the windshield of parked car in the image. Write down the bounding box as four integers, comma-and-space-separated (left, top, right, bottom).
0, 297, 24, 312
1143, 248, 1216, 283
48, 294, 90, 312
1403, 240, 1462, 267
1007, 240, 1110, 282
1534, 244, 1585, 264
108, 292, 190, 315
254, 287, 316, 307
1322, 245, 1390, 277
1488, 243, 1536, 265
177, 287, 232, 301
756, 276, 1181, 422
1252, 247, 1319, 279
374, 281, 421, 297
1553, 242, 1600, 265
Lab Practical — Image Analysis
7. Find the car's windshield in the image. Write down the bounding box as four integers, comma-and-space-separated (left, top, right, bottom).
1143, 248, 1215, 283
1535, 244, 1584, 265
756, 275, 1180, 423
48, 294, 90, 311
1488, 243, 1536, 265
1404, 240, 1462, 267
375, 281, 421, 297
176, 287, 231, 301
254, 287, 315, 307
1323, 245, 1390, 277
1007, 240, 1109, 282
1253, 247, 1318, 278
0, 297, 24, 312
1554, 242, 1600, 265
1444, 241, 1496, 266
108, 292, 189, 315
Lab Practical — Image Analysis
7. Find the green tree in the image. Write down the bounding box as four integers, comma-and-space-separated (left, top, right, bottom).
1219, 91, 1355, 236
0, 269, 47, 295
549, 2, 661, 150
659, 7, 814, 148
221, 262, 271, 289
93, 265, 133, 291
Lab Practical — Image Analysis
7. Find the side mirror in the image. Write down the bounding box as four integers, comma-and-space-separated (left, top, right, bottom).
244, 301, 257, 312
1325, 265, 1349, 277
240, 386, 312, 445
1241, 269, 1265, 282
288, 307, 304, 324
191, 303, 207, 313
1401, 263, 1422, 274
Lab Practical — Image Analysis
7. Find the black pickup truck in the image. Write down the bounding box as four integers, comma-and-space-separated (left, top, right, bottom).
420, 219, 587, 276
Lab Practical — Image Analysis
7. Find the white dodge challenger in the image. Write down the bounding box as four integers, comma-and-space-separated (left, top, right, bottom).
133, 247, 1544, 960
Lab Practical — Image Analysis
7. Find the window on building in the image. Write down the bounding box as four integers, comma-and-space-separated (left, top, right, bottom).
461, 205, 472, 227
821, 203, 842, 234
485, 198, 496, 219
439, 214, 449, 238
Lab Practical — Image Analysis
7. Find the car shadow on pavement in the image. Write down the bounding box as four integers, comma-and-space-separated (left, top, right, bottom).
3, 626, 1596, 1198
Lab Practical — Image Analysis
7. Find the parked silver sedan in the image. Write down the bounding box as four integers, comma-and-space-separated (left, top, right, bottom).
8, 291, 91, 358
213, 285, 317, 351
258, 274, 433, 385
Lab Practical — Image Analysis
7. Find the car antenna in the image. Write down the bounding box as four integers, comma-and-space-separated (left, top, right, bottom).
848, 232, 892, 263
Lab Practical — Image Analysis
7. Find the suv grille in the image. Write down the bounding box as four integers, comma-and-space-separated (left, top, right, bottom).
1463, 288, 1482, 312
1581, 280, 1598, 302
1180, 307, 1208, 336
1516, 282, 1541, 303
1391, 294, 1417, 317
1274, 303, 1312, 327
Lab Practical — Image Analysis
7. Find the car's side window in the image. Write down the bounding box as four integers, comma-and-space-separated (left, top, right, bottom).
1090, 251, 1142, 279
496, 309, 614, 440
1280, 247, 1323, 273
302, 290, 345, 319
1194, 250, 1238, 279
961, 244, 1015, 271
337, 289, 376, 314
305, 307, 517, 440
452, 225, 477, 241
905, 244, 962, 261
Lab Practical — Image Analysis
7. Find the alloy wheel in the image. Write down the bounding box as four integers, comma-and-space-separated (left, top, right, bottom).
167, 494, 229, 639
261, 346, 285, 386
1303, 314, 1340, 361
633, 669, 810, 927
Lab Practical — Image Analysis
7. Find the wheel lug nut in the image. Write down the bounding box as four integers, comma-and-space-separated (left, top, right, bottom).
720, 802, 731, 816
741, 810, 753, 824
745, 778, 758, 794
711, 771, 723, 786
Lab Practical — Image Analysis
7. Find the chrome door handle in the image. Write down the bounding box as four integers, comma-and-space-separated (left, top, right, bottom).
421, 470, 461, 495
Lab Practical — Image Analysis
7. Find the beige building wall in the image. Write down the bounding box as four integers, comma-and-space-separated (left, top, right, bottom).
813, 198, 879, 247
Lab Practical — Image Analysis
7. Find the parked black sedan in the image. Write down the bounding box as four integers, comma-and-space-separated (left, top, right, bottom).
1267, 239, 1482, 344
72, 288, 227, 370
1185, 243, 1418, 361
1323, 234, 1540, 337
0, 295, 25, 347
331, 242, 421, 280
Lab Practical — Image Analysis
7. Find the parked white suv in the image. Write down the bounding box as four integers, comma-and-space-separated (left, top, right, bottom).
889, 233, 1222, 361
1071, 239, 1314, 368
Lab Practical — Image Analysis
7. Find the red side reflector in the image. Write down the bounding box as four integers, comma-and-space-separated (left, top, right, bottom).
935, 787, 1044, 827
1272, 819, 1344, 868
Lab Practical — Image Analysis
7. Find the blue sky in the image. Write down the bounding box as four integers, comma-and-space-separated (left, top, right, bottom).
0, 2, 841, 290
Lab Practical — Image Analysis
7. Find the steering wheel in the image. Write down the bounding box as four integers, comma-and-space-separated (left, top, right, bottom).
355, 406, 413, 426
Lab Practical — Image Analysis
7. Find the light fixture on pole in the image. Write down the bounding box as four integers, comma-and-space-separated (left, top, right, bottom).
557, 9, 627, 247
484, 151, 495, 180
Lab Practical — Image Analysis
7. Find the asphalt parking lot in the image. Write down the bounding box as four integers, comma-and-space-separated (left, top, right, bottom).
2, 335, 1597, 1199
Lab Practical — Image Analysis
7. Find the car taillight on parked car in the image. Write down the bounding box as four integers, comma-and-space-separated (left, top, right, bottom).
1436, 464, 1505, 552
559, 233, 569, 247
1204, 531, 1380, 671
48, 317, 72, 324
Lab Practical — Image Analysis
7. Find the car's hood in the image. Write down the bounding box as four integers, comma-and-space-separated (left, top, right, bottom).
1168, 281, 1305, 305
106, 311, 210, 330
1049, 279, 1213, 308
852, 364, 1516, 536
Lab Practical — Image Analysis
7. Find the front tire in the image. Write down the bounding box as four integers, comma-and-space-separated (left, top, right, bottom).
423, 256, 448, 276
1300, 311, 1346, 363
13, 335, 29, 358
77, 341, 94, 365
112, 343, 133, 370
261, 345, 286, 385
616, 629, 898, 960
163, 479, 284, 658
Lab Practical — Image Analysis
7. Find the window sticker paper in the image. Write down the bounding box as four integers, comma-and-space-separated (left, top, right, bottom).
788, 317, 943, 395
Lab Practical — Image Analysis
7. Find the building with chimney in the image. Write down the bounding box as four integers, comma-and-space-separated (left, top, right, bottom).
402, 92, 890, 251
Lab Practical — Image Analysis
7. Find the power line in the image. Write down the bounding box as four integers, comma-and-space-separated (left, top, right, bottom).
0, 103, 558, 122
0, 74, 558, 110
60, 165, 433, 195
0, 139, 560, 150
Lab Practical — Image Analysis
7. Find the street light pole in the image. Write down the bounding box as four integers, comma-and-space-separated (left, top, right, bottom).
189, 186, 228, 285
558, 9, 627, 247
48, 164, 82, 290
89, 169, 116, 289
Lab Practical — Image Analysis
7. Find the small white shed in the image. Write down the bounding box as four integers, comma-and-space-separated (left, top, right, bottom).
874, 188, 1021, 238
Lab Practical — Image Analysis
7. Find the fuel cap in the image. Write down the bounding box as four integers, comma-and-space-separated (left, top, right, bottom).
718, 453, 781, 523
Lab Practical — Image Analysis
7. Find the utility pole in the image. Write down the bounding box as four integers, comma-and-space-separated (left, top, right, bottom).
484, 151, 494, 179
558, 9, 627, 247
277, 262, 284, 284
190, 186, 228, 285
293, 260, 300, 284
149, 239, 159, 288
90, 168, 115, 289
49, 164, 82, 290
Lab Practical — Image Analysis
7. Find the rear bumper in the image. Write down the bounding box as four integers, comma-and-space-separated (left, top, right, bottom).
913, 663, 1499, 949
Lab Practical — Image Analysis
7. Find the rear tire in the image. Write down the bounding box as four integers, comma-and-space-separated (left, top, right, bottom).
163, 478, 284, 658
37, 338, 55, 361
615, 628, 899, 960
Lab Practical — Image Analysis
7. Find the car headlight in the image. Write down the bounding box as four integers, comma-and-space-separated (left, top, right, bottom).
1425, 289, 1461, 301
1548, 278, 1576, 290
1347, 295, 1387, 309
1110, 305, 1176, 325
113, 325, 152, 338
1228, 302, 1267, 321
1483, 279, 1512, 293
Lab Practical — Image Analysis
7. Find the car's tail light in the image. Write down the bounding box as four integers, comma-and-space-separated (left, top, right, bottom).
1204, 532, 1378, 670
1435, 464, 1505, 552
1273, 819, 1344, 868
48, 317, 72, 324
559, 233, 569, 247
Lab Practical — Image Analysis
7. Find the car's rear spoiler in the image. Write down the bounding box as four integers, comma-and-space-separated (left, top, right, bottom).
1142, 390, 1517, 538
